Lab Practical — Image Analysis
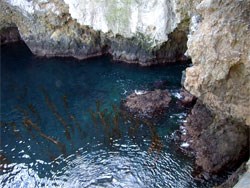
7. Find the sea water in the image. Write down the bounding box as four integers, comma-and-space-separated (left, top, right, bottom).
1, 43, 224, 187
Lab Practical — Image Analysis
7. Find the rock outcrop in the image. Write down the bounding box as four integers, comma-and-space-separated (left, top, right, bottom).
179, 88, 197, 107
0, 0, 192, 65
122, 90, 171, 118
182, 101, 249, 176
182, 0, 250, 181
184, 0, 250, 126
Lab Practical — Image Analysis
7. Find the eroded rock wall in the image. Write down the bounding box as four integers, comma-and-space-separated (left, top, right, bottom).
0, 0, 191, 65
64, 0, 179, 45
184, 0, 250, 125
182, 101, 249, 175
0, 0, 103, 59
182, 0, 250, 179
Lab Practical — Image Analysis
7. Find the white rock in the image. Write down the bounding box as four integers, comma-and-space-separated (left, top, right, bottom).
63, 0, 181, 46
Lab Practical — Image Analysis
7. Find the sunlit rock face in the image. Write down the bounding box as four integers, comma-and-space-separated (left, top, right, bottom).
0, 0, 191, 65
182, 0, 250, 179
64, 0, 179, 45
184, 0, 250, 126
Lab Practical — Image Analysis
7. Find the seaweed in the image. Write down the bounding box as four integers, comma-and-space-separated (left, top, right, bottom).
28, 103, 42, 125
146, 121, 163, 153
89, 109, 98, 127
23, 118, 66, 155
62, 95, 75, 134
16, 106, 37, 139
41, 88, 71, 140
88, 101, 124, 142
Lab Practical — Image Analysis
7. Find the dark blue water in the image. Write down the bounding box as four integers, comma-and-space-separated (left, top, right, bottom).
1, 43, 220, 187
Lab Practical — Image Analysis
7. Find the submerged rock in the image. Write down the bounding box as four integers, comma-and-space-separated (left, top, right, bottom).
122, 89, 171, 118
152, 80, 169, 90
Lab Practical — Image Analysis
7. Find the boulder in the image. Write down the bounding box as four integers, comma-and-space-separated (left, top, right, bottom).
122, 89, 171, 117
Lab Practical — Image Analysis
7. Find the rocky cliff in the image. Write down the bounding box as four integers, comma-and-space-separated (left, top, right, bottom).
184, 0, 250, 126
0, 0, 192, 65
182, 0, 250, 179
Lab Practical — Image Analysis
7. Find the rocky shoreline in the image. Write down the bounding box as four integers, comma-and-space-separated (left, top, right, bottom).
181, 100, 249, 179
122, 88, 249, 184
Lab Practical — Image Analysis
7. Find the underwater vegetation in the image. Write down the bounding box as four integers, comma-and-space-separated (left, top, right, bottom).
89, 99, 164, 153
1, 87, 165, 168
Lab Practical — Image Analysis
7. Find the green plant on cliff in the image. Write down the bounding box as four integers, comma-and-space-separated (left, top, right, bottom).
132, 32, 157, 51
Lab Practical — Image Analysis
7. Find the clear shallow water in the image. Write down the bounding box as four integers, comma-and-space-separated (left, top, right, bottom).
1, 43, 219, 187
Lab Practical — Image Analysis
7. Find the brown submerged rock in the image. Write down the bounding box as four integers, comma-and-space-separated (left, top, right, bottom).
122, 89, 171, 118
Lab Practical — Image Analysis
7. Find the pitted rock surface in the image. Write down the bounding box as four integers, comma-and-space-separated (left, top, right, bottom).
184, 0, 250, 125
182, 101, 249, 176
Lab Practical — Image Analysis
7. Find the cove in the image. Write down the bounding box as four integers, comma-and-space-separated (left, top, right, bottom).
1, 43, 224, 188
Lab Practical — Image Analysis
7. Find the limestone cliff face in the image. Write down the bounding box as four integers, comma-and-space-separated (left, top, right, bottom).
0, 0, 103, 59
181, 0, 250, 179
184, 0, 250, 126
64, 0, 179, 45
0, 0, 191, 65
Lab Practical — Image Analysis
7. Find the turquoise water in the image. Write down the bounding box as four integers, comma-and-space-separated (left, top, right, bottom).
1, 43, 221, 187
